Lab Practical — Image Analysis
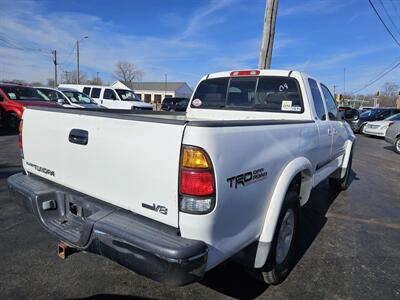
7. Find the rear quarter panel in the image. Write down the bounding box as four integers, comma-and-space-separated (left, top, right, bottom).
180, 122, 318, 269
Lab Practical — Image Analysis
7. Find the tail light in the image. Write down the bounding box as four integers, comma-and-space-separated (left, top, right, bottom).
230, 70, 260, 76
18, 119, 23, 148
179, 146, 215, 214
18, 119, 24, 158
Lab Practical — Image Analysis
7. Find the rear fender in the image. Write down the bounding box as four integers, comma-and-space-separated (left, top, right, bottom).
254, 157, 313, 268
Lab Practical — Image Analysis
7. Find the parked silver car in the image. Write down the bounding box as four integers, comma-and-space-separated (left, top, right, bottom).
385, 121, 400, 154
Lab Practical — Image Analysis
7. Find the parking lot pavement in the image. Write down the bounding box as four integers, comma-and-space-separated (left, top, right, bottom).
0, 129, 399, 300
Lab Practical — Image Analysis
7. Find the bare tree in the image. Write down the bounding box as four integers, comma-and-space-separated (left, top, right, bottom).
62, 70, 87, 84
47, 78, 55, 87
86, 76, 103, 86
378, 82, 399, 107
381, 82, 399, 97
114, 61, 143, 89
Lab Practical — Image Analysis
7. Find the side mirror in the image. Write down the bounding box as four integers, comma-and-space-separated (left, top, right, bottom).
57, 99, 65, 104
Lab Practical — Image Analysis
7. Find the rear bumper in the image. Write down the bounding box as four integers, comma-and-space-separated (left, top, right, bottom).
7, 173, 207, 286
363, 128, 385, 137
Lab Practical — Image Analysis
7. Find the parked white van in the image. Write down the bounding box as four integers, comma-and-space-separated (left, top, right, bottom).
58, 84, 153, 110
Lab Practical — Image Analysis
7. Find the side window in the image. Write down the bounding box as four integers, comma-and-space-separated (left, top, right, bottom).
321, 84, 339, 120
90, 88, 101, 99
308, 79, 326, 120
83, 87, 91, 95
103, 89, 117, 100
56, 91, 66, 100
377, 110, 391, 120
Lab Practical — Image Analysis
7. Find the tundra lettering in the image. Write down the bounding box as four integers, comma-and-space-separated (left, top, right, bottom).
25, 161, 55, 176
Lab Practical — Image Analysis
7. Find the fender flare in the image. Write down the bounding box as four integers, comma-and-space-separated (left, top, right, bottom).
338, 139, 355, 178
253, 156, 313, 268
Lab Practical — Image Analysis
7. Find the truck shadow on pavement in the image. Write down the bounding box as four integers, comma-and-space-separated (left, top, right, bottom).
0, 127, 17, 137
200, 170, 358, 299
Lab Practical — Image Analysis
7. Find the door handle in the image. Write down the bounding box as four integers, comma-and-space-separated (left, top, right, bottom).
69, 129, 88, 145
328, 128, 333, 136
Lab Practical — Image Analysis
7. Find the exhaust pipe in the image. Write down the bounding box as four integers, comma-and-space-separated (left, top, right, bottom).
57, 241, 77, 259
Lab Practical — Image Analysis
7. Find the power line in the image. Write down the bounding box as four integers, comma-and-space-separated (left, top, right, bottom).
378, 0, 400, 37
368, 0, 400, 48
352, 59, 400, 94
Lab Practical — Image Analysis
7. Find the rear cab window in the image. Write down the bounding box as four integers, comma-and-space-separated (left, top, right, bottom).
191, 76, 304, 113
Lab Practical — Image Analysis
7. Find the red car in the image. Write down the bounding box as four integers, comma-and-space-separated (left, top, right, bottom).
0, 83, 61, 130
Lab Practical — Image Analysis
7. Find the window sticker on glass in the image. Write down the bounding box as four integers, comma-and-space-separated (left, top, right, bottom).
192, 98, 202, 107
291, 105, 302, 112
281, 100, 292, 111
8, 93, 17, 99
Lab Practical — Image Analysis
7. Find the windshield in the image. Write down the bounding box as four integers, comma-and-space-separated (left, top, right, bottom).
62, 91, 95, 104
2, 86, 47, 101
386, 113, 400, 121
115, 89, 140, 101
360, 109, 383, 117
191, 76, 303, 113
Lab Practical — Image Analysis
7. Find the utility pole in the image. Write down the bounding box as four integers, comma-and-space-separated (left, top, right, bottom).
52, 50, 57, 87
77, 40, 80, 84
258, 0, 279, 69
76, 36, 88, 84
333, 85, 337, 95
343, 68, 346, 97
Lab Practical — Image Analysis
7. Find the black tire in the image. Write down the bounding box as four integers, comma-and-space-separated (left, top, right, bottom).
329, 147, 353, 191
358, 123, 366, 134
7, 113, 20, 131
260, 190, 300, 285
394, 137, 400, 154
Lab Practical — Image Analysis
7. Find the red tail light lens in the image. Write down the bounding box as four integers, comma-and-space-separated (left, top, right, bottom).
181, 170, 214, 196
18, 120, 23, 149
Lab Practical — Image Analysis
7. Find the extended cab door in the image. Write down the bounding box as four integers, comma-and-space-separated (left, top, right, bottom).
320, 84, 347, 158
308, 78, 332, 169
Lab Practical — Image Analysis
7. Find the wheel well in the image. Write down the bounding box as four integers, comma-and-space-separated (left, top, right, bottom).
288, 173, 301, 195
289, 170, 313, 206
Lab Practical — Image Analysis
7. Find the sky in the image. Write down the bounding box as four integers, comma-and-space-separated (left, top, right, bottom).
1, 0, 400, 94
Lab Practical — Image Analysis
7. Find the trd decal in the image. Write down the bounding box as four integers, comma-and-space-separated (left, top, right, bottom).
142, 203, 168, 215
26, 161, 55, 177
227, 168, 267, 189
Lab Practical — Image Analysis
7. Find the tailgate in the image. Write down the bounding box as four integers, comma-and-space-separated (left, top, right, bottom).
22, 108, 186, 227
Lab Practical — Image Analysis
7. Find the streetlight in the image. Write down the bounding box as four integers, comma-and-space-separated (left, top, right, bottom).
77, 36, 88, 84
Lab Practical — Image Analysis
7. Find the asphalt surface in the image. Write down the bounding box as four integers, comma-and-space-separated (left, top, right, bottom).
0, 128, 399, 300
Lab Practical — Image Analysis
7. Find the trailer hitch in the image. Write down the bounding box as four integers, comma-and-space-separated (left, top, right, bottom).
57, 241, 78, 259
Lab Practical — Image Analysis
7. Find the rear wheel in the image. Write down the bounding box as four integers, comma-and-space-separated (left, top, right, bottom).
259, 191, 300, 285
359, 123, 366, 134
394, 137, 400, 154
329, 147, 353, 191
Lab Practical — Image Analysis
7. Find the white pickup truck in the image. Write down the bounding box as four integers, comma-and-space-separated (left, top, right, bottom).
8, 69, 355, 286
